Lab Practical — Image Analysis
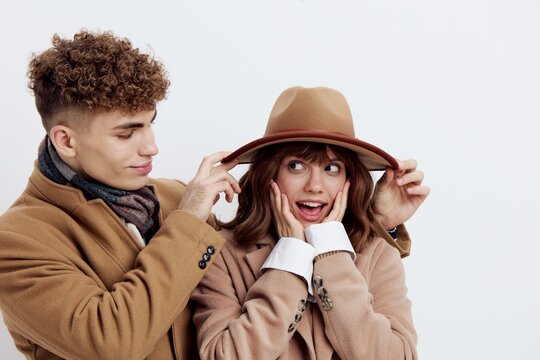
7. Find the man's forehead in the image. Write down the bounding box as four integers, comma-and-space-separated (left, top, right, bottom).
96, 109, 157, 128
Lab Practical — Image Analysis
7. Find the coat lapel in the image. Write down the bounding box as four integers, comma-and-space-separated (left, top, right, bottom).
242, 236, 320, 359
244, 246, 272, 280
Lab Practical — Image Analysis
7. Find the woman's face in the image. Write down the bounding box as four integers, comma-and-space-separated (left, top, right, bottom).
274, 149, 347, 228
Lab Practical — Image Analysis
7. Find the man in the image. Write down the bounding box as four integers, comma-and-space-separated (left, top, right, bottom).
0, 30, 428, 359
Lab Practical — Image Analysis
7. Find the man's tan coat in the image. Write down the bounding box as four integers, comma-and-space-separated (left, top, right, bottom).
0, 166, 225, 359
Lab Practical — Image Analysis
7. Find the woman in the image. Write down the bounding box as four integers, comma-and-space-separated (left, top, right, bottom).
191, 86, 427, 359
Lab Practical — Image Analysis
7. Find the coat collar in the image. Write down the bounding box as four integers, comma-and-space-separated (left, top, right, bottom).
25, 161, 164, 262
217, 230, 274, 282
244, 246, 272, 280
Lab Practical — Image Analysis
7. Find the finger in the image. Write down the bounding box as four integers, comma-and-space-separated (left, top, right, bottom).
209, 181, 235, 203
324, 194, 341, 222
327, 181, 349, 222
271, 189, 288, 237
269, 181, 277, 208
221, 182, 236, 203
270, 180, 282, 211
280, 193, 295, 221
338, 180, 350, 219
209, 180, 240, 204
212, 158, 239, 173
397, 158, 418, 172
396, 170, 424, 186
270, 181, 285, 230
203, 171, 242, 194
377, 167, 394, 189
406, 185, 430, 197
195, 151, 233, 178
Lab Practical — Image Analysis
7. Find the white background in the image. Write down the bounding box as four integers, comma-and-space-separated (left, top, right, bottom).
1, 1, 539, 359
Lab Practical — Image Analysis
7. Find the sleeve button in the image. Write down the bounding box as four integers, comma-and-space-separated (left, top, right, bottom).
287, 323, 295, 333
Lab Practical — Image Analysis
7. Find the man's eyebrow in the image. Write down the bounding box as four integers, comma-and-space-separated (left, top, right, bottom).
113, 122, 144, 130
113, 110, 157, 130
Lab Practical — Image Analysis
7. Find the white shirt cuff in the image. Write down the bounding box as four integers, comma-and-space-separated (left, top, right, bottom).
304, 221, 356, 260
261, 237, 315, 294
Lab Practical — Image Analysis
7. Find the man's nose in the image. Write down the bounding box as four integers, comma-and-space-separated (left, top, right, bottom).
140, 129, 159, 156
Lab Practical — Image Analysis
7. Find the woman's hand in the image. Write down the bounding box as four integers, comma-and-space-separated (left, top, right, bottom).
323, 180, 350, 223
372, 159, 430, 230
270, 180, 305, 241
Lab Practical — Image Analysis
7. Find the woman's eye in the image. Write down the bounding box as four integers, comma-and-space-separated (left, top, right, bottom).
325, 164, 341, 173
288, 161, 305, 171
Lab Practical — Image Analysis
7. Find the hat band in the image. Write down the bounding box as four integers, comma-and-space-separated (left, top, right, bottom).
264, 128, 354, 139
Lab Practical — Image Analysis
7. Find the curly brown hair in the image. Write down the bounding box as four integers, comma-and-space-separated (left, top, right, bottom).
27, 30, 170, 131
219, 142, 378, 252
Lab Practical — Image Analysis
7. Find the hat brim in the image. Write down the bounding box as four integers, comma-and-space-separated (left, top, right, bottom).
222, 130, 398, 171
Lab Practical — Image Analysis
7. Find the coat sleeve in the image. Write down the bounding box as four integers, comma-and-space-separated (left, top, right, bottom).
312, 239, 417, 360
374, 220, 412, 258
191, 249, 309, 360
0, 210, 224, 360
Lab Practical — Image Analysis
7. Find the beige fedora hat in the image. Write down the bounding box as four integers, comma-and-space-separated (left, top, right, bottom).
223, 86, 398, 171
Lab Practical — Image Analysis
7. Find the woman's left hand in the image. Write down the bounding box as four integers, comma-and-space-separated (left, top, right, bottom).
372, 159, 430, 229
323, 180, 350, 223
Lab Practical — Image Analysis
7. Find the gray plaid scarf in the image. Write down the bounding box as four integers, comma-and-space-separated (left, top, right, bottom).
38, 137, 160, 243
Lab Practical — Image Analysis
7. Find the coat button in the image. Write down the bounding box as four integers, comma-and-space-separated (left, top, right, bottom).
202, 253, 211, 262
287, 323, 295, 333
206, 246, 215, 255
198, 260, 207, 269
298, 299, 307, 312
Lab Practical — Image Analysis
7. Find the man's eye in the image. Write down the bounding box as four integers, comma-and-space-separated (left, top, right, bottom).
117, 130, 135, 139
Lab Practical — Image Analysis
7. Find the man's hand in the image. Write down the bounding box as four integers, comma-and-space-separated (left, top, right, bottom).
372, 159, 430, 230
178, 152, 241, 221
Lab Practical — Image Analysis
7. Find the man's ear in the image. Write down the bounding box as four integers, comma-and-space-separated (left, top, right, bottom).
49, 125, 77, 158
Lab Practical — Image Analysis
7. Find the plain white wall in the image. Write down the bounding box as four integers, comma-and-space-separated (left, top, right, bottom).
1, 1, 539, 359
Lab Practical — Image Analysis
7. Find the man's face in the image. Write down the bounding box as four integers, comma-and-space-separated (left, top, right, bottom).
69, 110, 158, 190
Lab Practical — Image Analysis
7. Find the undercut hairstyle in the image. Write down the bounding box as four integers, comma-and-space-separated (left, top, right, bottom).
219, 142, 378, 252
27, 30, 170, 131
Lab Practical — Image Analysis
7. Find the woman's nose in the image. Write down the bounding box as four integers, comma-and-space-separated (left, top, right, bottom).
304, 170, 323, 193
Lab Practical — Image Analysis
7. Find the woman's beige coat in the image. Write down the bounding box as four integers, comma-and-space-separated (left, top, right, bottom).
0, 165, 225, 359
192, 229, 417, 360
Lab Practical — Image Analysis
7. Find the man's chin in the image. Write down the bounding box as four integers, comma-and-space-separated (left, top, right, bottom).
113, 177, 149, 191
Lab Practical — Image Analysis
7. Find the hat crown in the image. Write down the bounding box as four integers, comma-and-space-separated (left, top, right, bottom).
222, 85, 397, 171
264, 86, 356, 138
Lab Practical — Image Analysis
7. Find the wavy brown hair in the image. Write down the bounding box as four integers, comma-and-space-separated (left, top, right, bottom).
27, 30, 170, 131
219, 142, 378, 252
